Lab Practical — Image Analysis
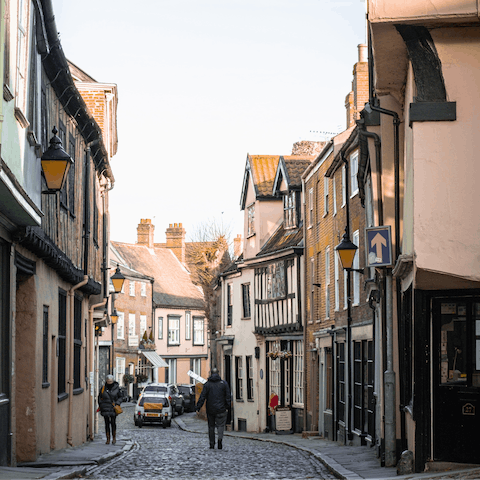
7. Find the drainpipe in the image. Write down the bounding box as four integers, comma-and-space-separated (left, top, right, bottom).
301, 176, 308, 433
83, 146, 91, 276
88, 299, 107, 440
67, 275, 89, 446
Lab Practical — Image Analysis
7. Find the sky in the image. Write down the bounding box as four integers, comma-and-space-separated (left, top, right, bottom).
52, 0, 367, 244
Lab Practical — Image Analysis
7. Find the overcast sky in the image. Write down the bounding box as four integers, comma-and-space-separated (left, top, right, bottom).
52, 0, 366, 244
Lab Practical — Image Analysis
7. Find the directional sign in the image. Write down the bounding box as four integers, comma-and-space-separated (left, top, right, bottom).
365, 226, 392, 267
187, 370, 207, 384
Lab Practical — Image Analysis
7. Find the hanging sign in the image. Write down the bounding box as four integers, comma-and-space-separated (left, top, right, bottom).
365, 226, 392, 267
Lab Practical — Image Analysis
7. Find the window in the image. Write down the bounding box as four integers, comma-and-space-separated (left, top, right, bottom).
193, 317, 204, 345
235, 356, 243, 400
140, 282, 146, 297
15, 0, 29, 119
341, 165, 347, 207
332, 176, 337, 215
168, 316, 180, 345
324, 177, 329, 215
185, 311, 191, 340
67, 134, 76, 215
246, 356, 254, 400
128, 313, 135, 337
247, 203, 255, 236
167, 358, 177, 383
350, 151, 359, 197
157, 317, 163, 340
191, 358, 201, 384
310, 257, 315, 322
266, 262, 286, 299
242, 284, 251, 318
325, 347, 333, 410
269, 341, 281, 399
58, 290, 67, 398
140, 315, 147, 338
335, 254, 340, 311
293, 341, 304, 405
117, 312, 124, 340
344, 269, 348, 310
308, 188, 314, 227
353, 230, 360, 305
283, 191, 297, 228
116, 357, 125, 385
129, 280, 135, 297
42, 306, 49, 386
227, 284, 233, 326
325, 247, 330, 319
337, 342, 346, 422
73, 296, 82, 390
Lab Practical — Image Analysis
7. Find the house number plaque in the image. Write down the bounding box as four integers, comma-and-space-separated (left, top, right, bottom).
462, 403, 475, 416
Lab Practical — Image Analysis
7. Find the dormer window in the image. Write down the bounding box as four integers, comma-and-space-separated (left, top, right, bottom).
284, 191, 297, 228
247, 203, 255, 236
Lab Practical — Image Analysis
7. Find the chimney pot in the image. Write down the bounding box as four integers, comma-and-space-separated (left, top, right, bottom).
358, 44, 368, 63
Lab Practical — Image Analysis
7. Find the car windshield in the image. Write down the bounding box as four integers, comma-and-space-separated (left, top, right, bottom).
178, 386, 191, 395
144, 386, 167, 393
139, 396, 168, 407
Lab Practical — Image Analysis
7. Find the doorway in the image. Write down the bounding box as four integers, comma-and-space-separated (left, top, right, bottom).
433, 297, 480, 463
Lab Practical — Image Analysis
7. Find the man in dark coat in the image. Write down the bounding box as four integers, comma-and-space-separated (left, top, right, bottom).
98, 374, 122, 444
196, 367, 231, 449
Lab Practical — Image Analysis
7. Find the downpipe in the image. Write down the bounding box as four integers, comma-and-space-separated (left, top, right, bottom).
67, 275, 89, 446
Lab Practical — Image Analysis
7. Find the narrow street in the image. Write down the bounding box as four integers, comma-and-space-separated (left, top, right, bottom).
87, 404, 336, 480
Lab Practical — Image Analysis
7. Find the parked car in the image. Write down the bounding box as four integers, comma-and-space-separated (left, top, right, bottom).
134, 393, 172, 428
177, 384, 196, 412
141, 383, 185, 415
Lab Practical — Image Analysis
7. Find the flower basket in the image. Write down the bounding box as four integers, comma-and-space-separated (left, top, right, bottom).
136, 373, 149, 384
267, 350, 292, 360
123, 373, 134, 385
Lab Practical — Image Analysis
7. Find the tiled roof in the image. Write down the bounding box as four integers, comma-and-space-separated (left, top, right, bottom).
111, 241, 205, 309
282, 156, 315, 188
249, 155, 281, 197
257, 221, 303, 257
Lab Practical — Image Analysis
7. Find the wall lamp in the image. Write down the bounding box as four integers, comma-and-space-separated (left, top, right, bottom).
41, 127, 73, 193
335, 231, 364, 274
111, 266, 126, 294
110, 309, 119, 324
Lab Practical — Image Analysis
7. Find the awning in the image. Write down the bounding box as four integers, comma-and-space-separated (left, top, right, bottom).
141, 350, 168, 368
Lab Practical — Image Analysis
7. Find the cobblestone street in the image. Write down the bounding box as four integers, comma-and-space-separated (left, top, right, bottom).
88, 404, 336, 480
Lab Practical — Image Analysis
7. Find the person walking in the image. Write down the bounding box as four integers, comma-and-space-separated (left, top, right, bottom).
98, 374, 122, 445
196, 367, 231, 449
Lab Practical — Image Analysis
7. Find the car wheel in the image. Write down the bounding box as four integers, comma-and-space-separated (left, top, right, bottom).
166, 419, 171, 427
162, 422, 167, 429
179, 404, 184, 415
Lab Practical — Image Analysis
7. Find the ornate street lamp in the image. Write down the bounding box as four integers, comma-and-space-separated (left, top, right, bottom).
111, 266, 126, 294
335, 230, 364, 273
41, 127, 73, 192
111, 309, 119, 324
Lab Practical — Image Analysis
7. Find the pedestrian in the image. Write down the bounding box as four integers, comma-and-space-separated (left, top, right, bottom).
98, 374, 122, 445
195, 367, 231, 449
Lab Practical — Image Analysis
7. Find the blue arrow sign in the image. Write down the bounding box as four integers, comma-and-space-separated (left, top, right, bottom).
366, 226, 392, 267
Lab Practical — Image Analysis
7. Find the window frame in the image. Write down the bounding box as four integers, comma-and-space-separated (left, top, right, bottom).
324, 177, 329, 216
242, 283, 251, 319
140, 282, 146, 297
308, 188, 314, 228
341, 165, 347, 208
168, 316, 180, 346
332, 175, 337, 216
129, 280, 135, 297
235, 356, 244, 400
193, 317, 204, 346
350, 150, 359, 197
42, 305, 49, 387
293, 341, 304, 406
353, 230, 360, 305
58, 290, 67, 400
117, 312, 124, 340
246, 355, 254, 400
283, 191, 297, 229
157, 316, 163, 340
227, 284, 233, 327
247, 203, 255, 237
185, 311, 191, 340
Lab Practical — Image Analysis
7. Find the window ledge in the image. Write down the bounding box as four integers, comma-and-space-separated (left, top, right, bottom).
14, 107, 30, 128
73, 387, 84, 396
235, 398, 244, 403
241, 317, 251, 321
3, 84, 14, 102
246, 233, 255, 239
57, 392, 69, 403
42, 382, 50, 389
247, 398, 255, 402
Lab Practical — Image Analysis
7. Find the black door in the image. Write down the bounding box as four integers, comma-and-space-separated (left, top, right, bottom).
224, 355, 232, 425
0, 241, 11, 465
433, 297, 480, 463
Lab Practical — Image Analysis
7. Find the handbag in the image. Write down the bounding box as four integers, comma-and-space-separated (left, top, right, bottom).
114, 404, 123, 415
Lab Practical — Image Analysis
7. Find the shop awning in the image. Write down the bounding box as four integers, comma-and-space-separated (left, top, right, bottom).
141, 350, 168, 368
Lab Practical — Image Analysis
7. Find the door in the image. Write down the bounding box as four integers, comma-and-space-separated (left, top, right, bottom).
224, 354, 232, 425
433, 297, 480, 463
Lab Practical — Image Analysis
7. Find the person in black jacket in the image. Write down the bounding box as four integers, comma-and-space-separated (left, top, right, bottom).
196, 367, 231, 449
98, 375, 122, 444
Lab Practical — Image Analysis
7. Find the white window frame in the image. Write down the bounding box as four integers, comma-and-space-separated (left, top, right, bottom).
185, 311, 191, 340
236, 356, 244, 400
168, 358, 177, 383
140, 315, 147, 338
293, 341, 304, 406
140, 282, 146, 297
15, 0, 29, 115
128, 313, 135, 337
353, 230, 360, 305
308, 188, 314, 228
116, 357, 125, 385
129, 280, 135, 297
168, 317, 180, 345
324, 177, 329, 216
191, 358, 201, 384
334, 254, 340, 311
344, 269, 348, 310
247, 203, 255, 236
341, 165, 347, 208
158, 316, 163, 340
332, 176, 337, 216
350, 151, 359, 197
325, 247, 330, 319
193, 317, 204, 345
117, 312, 124, 340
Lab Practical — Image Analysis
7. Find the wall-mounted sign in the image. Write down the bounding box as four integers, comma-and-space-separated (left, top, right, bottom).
365, 226, 392, 267
462, 403, 475, 416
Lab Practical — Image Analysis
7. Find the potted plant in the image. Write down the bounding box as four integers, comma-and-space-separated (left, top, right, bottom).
136, 373, 149, 384
123, 373, 134, 385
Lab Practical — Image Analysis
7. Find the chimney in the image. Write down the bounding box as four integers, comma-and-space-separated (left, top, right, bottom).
166, 223, 186, 263
137, 219, 155, 248
345, 90, 354, 129
353, 43, 369, 122
234, 234, 243, 258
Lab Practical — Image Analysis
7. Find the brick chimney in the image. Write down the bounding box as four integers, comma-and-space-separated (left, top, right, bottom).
233, 234, 243, 258
346, 44, 369, 129
137, 219, 155, 247
166, 223, 186, 263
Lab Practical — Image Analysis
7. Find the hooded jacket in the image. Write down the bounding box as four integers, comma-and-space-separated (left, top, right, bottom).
196, 373, 231, 415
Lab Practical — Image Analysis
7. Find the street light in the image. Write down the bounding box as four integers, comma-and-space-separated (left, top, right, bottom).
335, 230, 364, 273
111, 266, 126, 294
111, 309, 119, 324
41, 127, 73, 192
